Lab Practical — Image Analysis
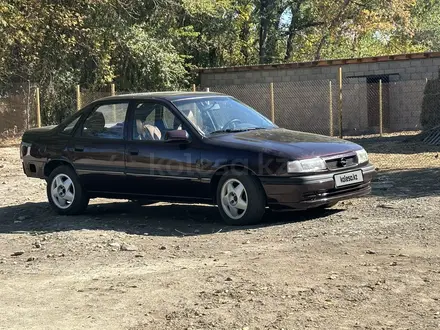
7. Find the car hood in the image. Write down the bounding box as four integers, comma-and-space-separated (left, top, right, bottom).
22, 125, 57, 141
207, 128, 362, 159
26, 125, 57, 133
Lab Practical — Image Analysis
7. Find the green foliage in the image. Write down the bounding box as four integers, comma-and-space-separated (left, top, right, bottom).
0, 0, 439, 124
40, 74, 78, 125
114, 26, 188, 92
412, 0, 440, 51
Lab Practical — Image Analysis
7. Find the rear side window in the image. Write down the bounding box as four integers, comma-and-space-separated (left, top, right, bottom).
81, 103, 128, 139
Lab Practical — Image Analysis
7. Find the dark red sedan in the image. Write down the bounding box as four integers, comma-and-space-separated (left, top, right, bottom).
21, 92, 375, 225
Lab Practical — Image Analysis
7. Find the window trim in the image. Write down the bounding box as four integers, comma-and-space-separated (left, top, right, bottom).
58, 112, 84, 136
77, 101, 130, 141
127, 99, 195, 143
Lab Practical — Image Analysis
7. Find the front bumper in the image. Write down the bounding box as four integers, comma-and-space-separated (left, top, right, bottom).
22, 159, 45, 179
260, 165, 376, 209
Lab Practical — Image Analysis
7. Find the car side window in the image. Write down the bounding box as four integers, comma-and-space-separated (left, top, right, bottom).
133, 102, 184, 141
81, 103, 128, 139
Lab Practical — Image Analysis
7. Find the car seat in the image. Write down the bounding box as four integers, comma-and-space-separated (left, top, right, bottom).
86, 111, 106, 136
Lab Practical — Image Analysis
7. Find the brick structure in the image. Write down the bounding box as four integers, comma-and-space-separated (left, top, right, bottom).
198, 52, 440, 134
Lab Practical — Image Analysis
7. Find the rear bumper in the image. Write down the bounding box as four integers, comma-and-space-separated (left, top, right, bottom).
260, 165, 376, 209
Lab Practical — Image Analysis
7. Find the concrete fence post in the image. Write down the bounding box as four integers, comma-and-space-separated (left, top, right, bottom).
111, 83, 116, 96
329, 80, 333, 137
270, 82, 275, 123
76, 85, 81, 111
192, 84, 196, 92
36, 87, 41, 128
379, 79, 383, 137
338, 67, 343, 138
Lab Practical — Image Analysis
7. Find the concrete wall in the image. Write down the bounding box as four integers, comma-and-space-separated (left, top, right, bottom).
200, 56, 440, 134
389, 80, 426, 131
201, 58, 440, 86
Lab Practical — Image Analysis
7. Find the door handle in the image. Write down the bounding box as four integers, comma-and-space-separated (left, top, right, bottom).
74, 146, 84, 152
128, 149, 139, 156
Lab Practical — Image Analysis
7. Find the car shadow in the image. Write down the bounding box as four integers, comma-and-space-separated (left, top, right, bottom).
0, 201, 342, 236
347, 134, 440, 155
372, 167, 440, 199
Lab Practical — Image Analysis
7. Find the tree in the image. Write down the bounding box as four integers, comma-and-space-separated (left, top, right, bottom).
1, 0, 440, 125
412, 0, 440, 51
113, 26, 188, 92
421, 71, 440, 129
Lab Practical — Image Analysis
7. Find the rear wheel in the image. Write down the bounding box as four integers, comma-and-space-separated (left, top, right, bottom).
47, 166, 89, 215
216, 171, 266, 225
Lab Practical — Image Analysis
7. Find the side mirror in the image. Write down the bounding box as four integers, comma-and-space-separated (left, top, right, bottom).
164, 130, 190, 143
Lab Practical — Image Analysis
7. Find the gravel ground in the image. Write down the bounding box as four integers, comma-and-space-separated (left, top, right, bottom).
1, 137, 440, 330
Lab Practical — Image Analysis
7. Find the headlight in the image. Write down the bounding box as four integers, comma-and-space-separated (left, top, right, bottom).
20, 142, 32, 159
355, 149, 369, 164
287, 158, 327, 173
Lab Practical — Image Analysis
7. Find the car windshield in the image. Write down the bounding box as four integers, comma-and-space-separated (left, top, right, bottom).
172, 96, 277, 136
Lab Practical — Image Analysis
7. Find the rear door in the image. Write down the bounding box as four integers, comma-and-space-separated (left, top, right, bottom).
125, 100, 208, 200
69, 101, 129, 194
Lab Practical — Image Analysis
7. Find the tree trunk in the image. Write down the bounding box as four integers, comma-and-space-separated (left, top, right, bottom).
285, 32, 295, 61
240, 21, 250, 63
314, 0, 351, 61
258, 0, 270, 64
285, 2, 300, 62
314, 35, 327, 60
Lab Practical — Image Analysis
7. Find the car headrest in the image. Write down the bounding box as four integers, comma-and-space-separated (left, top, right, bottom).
87, 111, 105, 132
135, 119, 144, 136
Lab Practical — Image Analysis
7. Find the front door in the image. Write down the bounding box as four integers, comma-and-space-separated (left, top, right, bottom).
69, 101, 129, 193
125, 101, 208, 200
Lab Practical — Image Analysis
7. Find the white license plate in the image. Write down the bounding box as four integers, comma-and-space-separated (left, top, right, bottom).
334, 170, 364, 188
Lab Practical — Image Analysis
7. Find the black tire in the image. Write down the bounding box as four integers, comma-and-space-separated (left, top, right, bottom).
216, 171, 266, 225
46, 165, 89, 215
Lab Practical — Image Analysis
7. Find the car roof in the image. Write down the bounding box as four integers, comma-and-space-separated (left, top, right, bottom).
97, 91, 228, 103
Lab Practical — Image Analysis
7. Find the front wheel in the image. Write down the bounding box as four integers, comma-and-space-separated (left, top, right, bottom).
47, 165, 89, 215
216, 172, 266, 225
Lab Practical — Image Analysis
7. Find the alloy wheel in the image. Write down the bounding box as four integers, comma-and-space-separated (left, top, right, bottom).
50, 173, 75, 209
220, 178, 248, 220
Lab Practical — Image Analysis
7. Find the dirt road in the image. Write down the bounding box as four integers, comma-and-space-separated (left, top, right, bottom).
1, 144, 440, 330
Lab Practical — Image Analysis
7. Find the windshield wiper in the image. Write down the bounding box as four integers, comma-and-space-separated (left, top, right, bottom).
210, 127, 267, 135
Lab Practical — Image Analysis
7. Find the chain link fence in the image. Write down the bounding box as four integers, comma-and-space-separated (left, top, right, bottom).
208, 78, 437, 137
0, 83, 193, 139
208, 83, 272, 121
80, 85, 115, 108
208, 78, 440, 170
0, 83, 38, 139
2, 78, 439, 170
